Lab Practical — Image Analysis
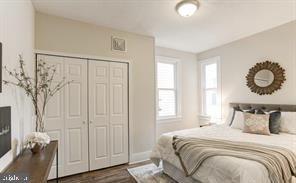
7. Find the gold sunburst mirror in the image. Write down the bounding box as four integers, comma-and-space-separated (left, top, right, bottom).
246, 61, 286, 95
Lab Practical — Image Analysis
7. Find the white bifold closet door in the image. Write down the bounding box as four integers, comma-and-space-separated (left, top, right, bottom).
63, 57, 88, 176
38, 55, 66, 178
88, 60, 128, 170
38, 55, 89, 178
38, 54, 128, 178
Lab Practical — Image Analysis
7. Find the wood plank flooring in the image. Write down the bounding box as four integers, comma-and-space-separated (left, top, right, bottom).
49, 161, 150, 183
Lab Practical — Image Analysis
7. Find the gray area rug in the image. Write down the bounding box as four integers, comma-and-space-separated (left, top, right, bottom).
128, 163, 177, 183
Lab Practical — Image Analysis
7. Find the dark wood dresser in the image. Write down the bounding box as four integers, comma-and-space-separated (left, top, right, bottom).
3, 140, 58, 183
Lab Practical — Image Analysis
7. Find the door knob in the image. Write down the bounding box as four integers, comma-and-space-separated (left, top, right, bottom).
82, 121, 86, 124
90, 121, 93, 124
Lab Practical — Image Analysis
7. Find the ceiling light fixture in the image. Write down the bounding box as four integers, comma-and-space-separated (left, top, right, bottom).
176, 0, 199, 17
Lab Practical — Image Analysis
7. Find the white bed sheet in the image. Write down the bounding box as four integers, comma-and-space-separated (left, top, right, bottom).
150, 125, 296, 183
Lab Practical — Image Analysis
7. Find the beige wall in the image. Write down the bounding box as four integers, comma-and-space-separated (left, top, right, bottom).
156, 47, 198, 137
0, 1, 35, 171
35, 12, 156, 159
197, 21, 296, 122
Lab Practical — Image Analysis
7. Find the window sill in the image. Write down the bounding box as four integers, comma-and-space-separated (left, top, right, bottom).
157, 116, 182, 124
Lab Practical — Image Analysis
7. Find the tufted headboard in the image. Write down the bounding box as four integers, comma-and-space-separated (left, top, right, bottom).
229, 103, 296, 112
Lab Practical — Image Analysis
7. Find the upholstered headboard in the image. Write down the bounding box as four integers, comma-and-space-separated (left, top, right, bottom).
229, 103, 296, 112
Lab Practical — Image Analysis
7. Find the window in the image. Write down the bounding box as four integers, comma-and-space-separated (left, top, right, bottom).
156, 56, 181, 121
200, 57, 221, 123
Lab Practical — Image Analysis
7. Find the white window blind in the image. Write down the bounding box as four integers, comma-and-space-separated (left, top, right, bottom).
156, 56, 181, 121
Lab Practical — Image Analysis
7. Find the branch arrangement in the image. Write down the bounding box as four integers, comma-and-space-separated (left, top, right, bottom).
3, 55, 72, 132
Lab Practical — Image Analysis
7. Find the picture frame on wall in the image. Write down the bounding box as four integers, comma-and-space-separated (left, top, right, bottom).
0, 42, 2, 93
111, 36, 127, 52
0, 107, 11, 158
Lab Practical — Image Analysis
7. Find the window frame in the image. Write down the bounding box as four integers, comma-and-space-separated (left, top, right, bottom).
199, 56, 222, 123
156, 56, 182, 123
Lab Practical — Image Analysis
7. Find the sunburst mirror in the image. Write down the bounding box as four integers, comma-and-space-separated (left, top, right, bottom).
246, 61, 286, 95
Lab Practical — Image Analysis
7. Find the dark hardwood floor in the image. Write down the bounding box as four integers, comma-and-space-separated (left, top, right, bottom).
49, 161, 151, 183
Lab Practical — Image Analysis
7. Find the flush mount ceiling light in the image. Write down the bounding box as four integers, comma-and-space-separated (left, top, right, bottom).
176, 0, 199, 17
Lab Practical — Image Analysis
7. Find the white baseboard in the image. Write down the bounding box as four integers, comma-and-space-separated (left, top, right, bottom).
130, 151, 152, 164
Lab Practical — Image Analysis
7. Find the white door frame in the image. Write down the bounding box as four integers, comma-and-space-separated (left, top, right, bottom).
35, 50, 133, 164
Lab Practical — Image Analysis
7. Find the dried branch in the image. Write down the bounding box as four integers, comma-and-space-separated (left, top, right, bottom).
3, 55, 72, 132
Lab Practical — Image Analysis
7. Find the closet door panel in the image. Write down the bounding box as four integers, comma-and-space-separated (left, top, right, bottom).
64, 58, 88, 176
40, 55, 130, 176
37, 55, 65, 179
110, 62, 128, 166
89, 61, 110, 170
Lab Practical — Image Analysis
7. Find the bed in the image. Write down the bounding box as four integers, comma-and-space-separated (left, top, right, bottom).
150, 103, 296, 183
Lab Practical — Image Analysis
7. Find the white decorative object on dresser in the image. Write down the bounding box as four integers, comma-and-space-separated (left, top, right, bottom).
36, 54, 129, 179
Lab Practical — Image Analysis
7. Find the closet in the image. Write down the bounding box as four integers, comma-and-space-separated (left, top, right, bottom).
36, 54, 129, 178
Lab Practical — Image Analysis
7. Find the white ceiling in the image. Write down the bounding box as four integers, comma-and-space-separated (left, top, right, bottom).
32, 0, 296, 53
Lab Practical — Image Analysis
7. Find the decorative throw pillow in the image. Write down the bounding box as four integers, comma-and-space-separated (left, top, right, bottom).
230, 108, 256, 129
245, 109, 256, 114
256, 109, 265, 114
226, 108, 235, 126
231, 111, 244, 129
256, 109, 281, 134
243, 113, 271, 135
237, 107, 256, 114
280, 112, 296, 134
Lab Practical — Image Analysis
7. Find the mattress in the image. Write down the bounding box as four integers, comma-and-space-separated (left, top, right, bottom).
151, 125, 296, 183
163, 160, 200, 183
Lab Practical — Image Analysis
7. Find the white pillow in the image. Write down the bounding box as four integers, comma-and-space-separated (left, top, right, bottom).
231, 111, 244, 130
280, 112, 296, 134
225, 108, 235, 125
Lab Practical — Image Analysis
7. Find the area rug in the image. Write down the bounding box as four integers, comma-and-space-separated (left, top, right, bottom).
127, 163, 177, 183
